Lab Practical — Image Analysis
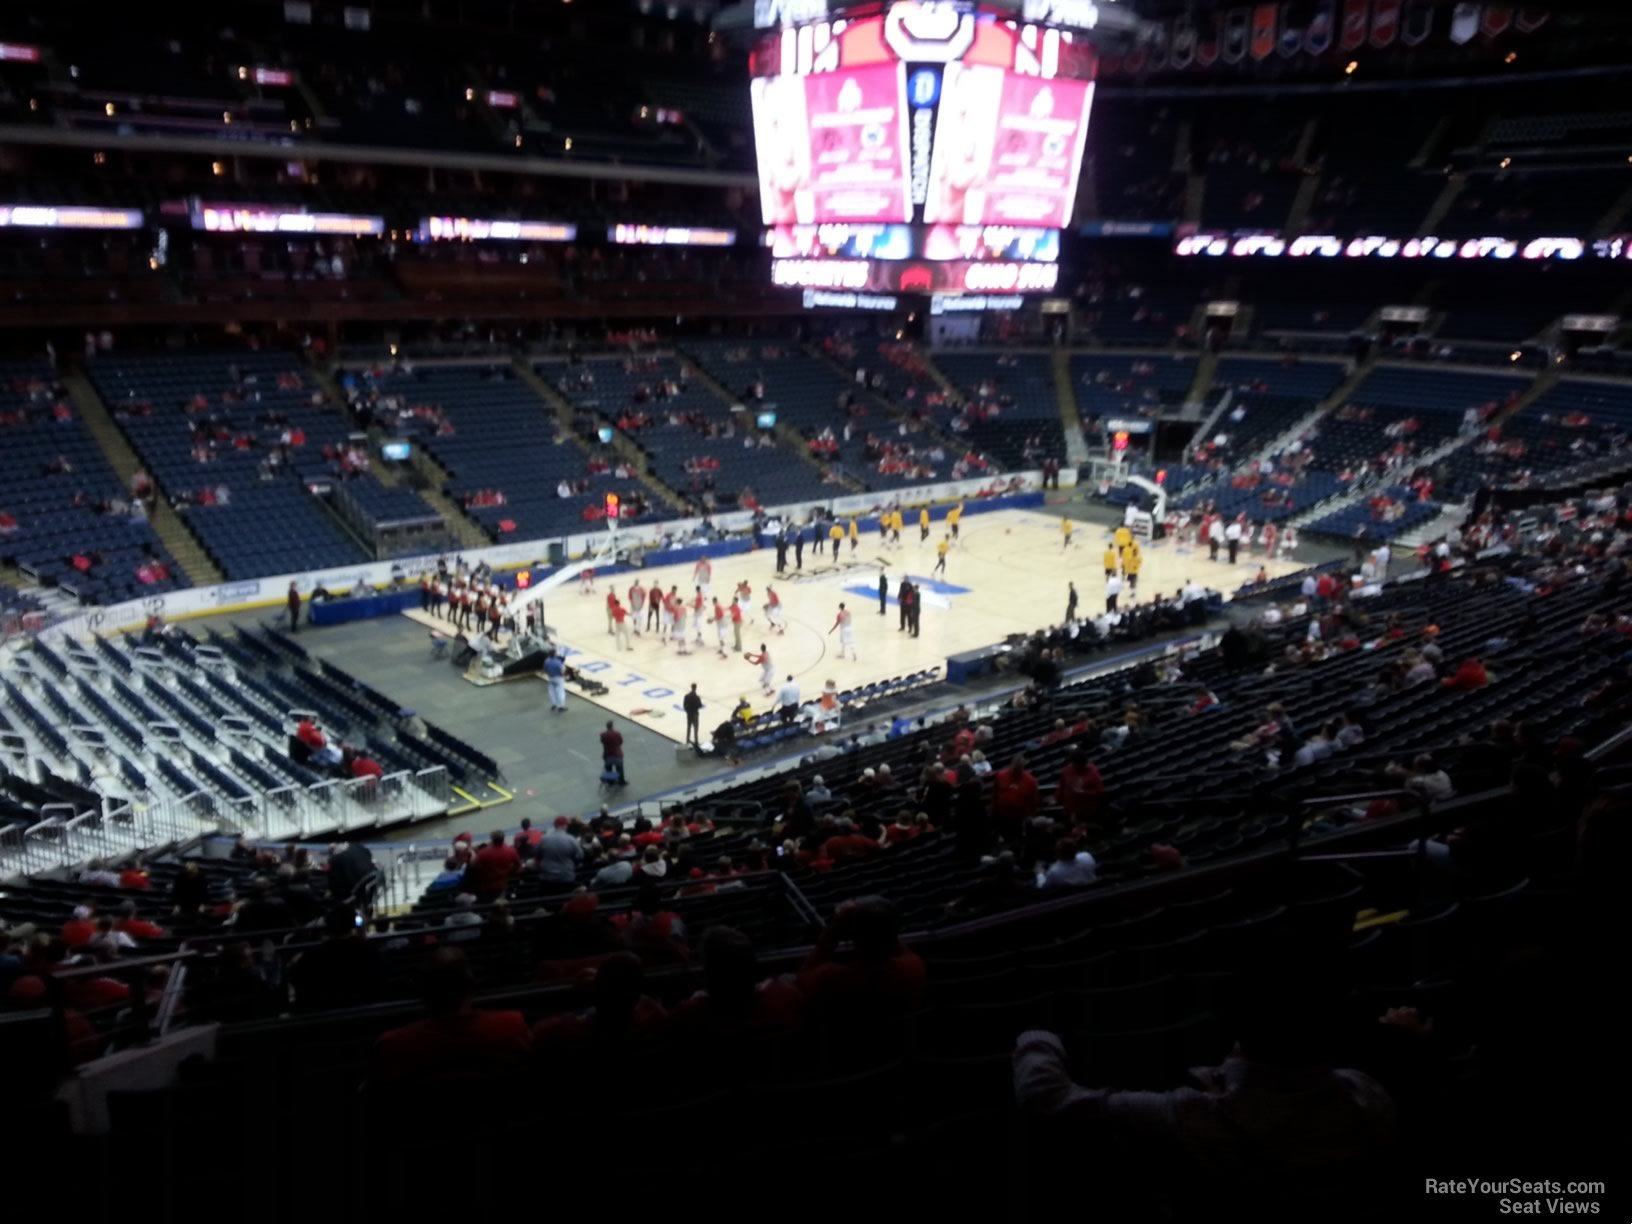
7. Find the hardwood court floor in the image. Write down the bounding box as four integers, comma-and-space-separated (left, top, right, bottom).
402, 508, 1303, 744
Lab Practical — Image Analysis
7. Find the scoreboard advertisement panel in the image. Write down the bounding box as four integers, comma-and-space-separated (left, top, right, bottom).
749, 0, 1096, 295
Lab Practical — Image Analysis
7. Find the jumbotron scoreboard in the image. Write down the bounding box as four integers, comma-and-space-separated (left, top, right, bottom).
722, 0, 1137, 299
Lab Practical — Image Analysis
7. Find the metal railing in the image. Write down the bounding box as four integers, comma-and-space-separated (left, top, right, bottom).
1, 762, 458, 882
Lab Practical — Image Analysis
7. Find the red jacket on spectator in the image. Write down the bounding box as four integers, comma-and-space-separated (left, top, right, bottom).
671, 978, 804, 1035
466, 843, 521, 897
61, 916, 96, 947
820, 833, 881, 865
532, 996, 668, 1045
375, 1009, 532, 1081
1055, 759, 1105, 823
350, 755, 384, 780
1442, 658, 1489, 690
991, 765, 1040, 823
115, 916, 167, 941
296, 720, 325, 750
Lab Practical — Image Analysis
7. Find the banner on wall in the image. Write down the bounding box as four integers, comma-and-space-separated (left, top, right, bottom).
1250, 4, 1278, 60
1304, 1, 1335, 53
1481, 5, 1513, 36
1277, 9, 1305, 57
1147, 21, 1170, 72
1401, 2, 1433, 45
1369, 0, 1401, 47
1339, 0, 1370, 51
1221, 7, 1251, 62
1449, 2, 1481, 44
1170, 18, 1197, 68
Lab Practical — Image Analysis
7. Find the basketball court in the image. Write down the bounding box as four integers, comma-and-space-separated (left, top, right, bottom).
402, 508, 1303, 744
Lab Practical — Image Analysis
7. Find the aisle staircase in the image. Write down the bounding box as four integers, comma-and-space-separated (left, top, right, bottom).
1418, 174, 1466, 236
62, 365, 223, 586
512, 359, 692, 514
1248, 356, 1377, 464
1182, 350, 1221, 418
1050, 349, 1090, 465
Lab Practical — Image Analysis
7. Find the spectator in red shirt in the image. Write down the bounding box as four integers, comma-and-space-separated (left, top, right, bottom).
112, 900, 166, 942
349, 753, 384, 781
672, 926, 804, 1037
613, 882, 689, 964
880, 809, 930, 847
1442, 657, 1490, 690
819, 816, 882, 865
295, 719, 325, 751
61, 905, 97, 948
599, 720, 626, 786
466, 830, 522, 901
1055, 750, 1106, 826
992, 754, 1041, 824
532, 951, 668, 1049
798, 896, 927, 1025
117, 863, 151, 890
373, 949, 531, 1082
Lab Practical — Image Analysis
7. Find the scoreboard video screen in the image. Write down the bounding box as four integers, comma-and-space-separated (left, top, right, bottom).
750, 1, 1096, 288
750, 1, 1096, 300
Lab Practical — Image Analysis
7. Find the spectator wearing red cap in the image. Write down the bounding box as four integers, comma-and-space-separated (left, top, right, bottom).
466, 830, 522, 901
374, 949, 530, 1082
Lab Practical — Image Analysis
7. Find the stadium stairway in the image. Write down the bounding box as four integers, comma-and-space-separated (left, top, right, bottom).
315, 362, 413, 494
60, 365, 223, 587
1287, 428, 1475, 535
678, 348, 868, 494
1591, 180, 1632, 239
1050, 350, 1091, 465
402, 446, 491, 552
805, 343, 968, 465
511, 358, 691, 515
1488, 364, 1563, 428
1183, 162, 1205, 226
1418, 172, 1467, 236
1181, 349, 1222, 420
1248, 354, 1377, 464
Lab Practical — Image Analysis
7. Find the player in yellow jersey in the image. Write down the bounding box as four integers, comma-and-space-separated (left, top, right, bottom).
828, 521, 844, 560
1103, 544, 1118, 579
1061, 517, 1075, 549
1113, 523, 1133, 552
848, 517, 859, 553
932, 535, 949, 577
919, 506, 931, 542
947, 502, 964, 541
1123, 542, 1143, 591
